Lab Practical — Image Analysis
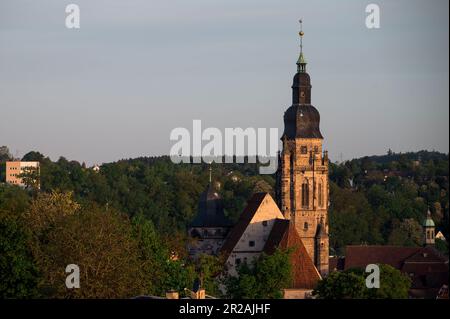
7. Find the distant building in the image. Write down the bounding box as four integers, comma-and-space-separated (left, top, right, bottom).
423, 209, 436, 245
436, 231, 446, 242
188, 183, 233, 258
5, 161, 40, 188
331, 212, 449, 299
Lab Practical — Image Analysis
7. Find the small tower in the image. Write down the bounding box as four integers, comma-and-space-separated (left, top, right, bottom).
423, 209, 435, 246
188, 167, 233, 258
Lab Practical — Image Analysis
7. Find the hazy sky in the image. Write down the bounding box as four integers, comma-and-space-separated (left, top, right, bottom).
0, 0, 448, 165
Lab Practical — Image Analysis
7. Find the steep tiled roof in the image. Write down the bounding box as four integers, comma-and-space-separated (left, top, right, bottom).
220, 193, 321, 290
344, 245, 419, 269
220, 193, 268, 258
264, 219, 321, 289
344, 245, 449, 291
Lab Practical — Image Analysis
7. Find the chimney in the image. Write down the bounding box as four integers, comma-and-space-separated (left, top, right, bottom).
165, 290, 179, 299
190, 288, 206, 299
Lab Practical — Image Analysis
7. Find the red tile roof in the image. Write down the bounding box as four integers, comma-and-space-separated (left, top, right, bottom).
344, 245, 449, 292
220, 192, 320, 290
264, 219, 321, 289
344, 245, 419, 269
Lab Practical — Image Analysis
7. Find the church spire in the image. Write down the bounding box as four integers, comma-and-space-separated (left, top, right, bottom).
423, 208, 435, 246
297, 19, 307, 73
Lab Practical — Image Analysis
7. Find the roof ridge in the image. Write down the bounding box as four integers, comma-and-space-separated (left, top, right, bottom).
220, 193, 270, 258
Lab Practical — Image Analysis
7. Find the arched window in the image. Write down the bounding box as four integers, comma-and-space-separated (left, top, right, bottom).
302, 182, 309, 207
318, 183, 323, 207
304, 222, 308, 230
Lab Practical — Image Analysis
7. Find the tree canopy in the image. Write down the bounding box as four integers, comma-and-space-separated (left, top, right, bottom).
313, 264, 411, 299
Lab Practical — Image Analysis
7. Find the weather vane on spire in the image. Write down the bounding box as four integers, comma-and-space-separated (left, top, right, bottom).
299, 19, 304, 54
297, 19, 307, 72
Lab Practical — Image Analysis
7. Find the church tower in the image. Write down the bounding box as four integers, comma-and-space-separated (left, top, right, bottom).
423, 209, 435, 246
188, 167, 233, 259
276, 21, 329, 276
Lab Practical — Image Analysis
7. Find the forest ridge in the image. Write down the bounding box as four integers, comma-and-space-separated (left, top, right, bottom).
0, 147, 448, 255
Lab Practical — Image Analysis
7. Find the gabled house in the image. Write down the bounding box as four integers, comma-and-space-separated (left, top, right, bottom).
220, 192, 321, 298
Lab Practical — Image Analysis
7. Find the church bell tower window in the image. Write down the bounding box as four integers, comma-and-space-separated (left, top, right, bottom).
302, 182, 309, 207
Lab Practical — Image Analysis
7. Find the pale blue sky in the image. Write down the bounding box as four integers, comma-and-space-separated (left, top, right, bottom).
0, 0, 448, 165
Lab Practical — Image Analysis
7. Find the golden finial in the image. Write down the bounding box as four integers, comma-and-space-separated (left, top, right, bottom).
299, 19, 304, 37
298, 19, 304, 52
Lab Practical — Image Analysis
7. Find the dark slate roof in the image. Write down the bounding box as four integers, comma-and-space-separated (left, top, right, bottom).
189, 184, 233, 228
220, 193, 268, 257
264, 219, 321, 289
292, 71, 311, 88
283, 104, 323, 139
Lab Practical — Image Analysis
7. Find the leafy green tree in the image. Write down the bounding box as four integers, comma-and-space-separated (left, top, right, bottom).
0, 209, 39, 298
132, 213, 195, 297
225, 249, 292, 299
435, 238, 449, 256
25, 190, 80, 236
0, 146, 13, 162
388, 218, 422, 246
18, 166, 41, 191
0, 146, 13, 182
252, 179, 273, 194
313, 268, 367, 299
0, 184, 31, 213
21, 151, 45, 162
370, 264, 411, 298
37, 205, 145, 298
193, 254, 224, 297
313, 264, 411, 299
